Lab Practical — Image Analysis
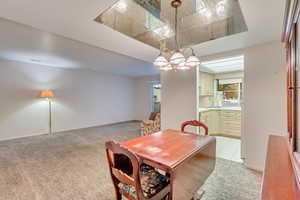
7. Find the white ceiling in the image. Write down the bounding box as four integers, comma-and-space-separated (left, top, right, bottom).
0, 18, 158, 77
0, 0, 285, 76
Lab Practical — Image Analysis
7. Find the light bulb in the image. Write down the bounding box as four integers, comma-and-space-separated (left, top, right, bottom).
177, 62, 190, 70
186, 55, 201, 67
170, 51, 185, 65
160, 64, 172, 71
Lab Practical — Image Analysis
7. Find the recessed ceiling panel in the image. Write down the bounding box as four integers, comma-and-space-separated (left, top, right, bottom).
201, 55, 244, 73
95, 0, 247, 50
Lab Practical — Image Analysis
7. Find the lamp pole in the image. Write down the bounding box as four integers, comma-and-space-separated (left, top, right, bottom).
40, 90, 54, 135
48, 99, 52, 134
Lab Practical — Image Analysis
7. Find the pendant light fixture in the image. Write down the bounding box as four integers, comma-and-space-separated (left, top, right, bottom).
153, 0, 201, 71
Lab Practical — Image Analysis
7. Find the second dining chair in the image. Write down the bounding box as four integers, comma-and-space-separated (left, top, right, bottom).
181, 120, 209, 135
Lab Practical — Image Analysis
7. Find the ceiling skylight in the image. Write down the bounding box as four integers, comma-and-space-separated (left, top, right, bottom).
200, 55, 244, 73
95, 0, 247, 50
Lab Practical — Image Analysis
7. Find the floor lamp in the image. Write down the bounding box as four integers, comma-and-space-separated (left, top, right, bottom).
40, 90, 54, 134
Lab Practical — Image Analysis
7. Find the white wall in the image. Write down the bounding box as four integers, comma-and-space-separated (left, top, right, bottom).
161, 68, 198, 133
134, 75, 160, 120
0, 59, 138, 141
243, 41, 286, 170
161, 41, 286, 171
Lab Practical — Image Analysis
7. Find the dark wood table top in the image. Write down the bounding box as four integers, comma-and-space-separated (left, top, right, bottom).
121, 129, 215, 170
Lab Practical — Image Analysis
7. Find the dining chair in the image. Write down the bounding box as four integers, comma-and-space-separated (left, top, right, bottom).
181, 120, 209, 135
105, 141, 170, 200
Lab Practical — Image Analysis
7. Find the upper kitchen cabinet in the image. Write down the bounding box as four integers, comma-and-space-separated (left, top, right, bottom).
199, 71, 214, 96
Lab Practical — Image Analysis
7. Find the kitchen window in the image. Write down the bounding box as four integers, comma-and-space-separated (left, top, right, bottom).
216, 78, 242, 106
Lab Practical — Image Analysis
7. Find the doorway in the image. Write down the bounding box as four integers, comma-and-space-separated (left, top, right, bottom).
152, 82, 161, 113
198, 55, 244, 163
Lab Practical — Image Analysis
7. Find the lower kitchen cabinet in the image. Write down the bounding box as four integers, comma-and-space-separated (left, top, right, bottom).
221, 110, 241, 138
199, 109, 241, 138
200, 110, 221, 135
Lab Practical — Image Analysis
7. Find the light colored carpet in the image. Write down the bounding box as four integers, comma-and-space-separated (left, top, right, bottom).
0, 122, 261, 200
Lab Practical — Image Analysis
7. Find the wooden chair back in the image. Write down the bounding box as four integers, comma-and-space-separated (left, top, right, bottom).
106, 141, 143, 200
181, 120, 208, 135
106, 141, 170, 200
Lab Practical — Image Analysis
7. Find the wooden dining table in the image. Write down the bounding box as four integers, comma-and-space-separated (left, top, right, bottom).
121, 129, 216, 200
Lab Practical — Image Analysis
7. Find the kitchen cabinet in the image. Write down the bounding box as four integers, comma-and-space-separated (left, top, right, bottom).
221, 110, 241, 138
199, 72, 214, 96
199, 109, 241, 138
200, 110, 221, 135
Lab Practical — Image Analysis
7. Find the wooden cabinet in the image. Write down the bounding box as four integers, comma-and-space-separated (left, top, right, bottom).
282, 0, 300, 187
200, 109, 241, 138
221, 110, 241, 138
199, 111, 209, 134
200, 110, 221, 135
199, 72, 214, 96
262, 136, 300, 200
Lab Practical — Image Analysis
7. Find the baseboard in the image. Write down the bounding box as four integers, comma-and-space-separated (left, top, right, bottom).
53, 120, 142, 134
0, 132, 49, 142
244, 161, 263, 172
209, 133, 241, 139
0, 120, 141, 142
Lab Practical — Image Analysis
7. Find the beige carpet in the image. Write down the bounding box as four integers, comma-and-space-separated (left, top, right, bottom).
0, 122, 261, 200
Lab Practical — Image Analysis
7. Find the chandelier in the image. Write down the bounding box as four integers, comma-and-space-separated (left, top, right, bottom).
153, 0, 201, 71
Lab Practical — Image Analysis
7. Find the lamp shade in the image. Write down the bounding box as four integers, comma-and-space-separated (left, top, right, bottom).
186, 55, 201, 67
160, 64, 172, 71
170, 51, 185, 65
153, 54, 168, 67
40, 90, 54, 98
177, 62, 190, 70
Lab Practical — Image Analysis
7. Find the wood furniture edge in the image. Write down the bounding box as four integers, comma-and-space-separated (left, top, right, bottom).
171, 136, 215, 169
127, 136, 215, 172
282, 0, 300, 194
289, 148, 300, 189
121, 129, 215, 170
261, 135, 300, 200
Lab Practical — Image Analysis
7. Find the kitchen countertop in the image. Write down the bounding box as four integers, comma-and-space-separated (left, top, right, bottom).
199, 107, 241, 112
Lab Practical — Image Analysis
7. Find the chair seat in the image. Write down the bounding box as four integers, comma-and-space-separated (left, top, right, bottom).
118, 164, 170, 199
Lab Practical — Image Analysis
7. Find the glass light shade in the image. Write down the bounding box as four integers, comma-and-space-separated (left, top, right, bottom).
186, 55, 201, 67
170, 51, 186, 65
153, 54, 168, 67
40, 90, 54, 98
160, 64, 172, 71
177, 62, 190, 70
